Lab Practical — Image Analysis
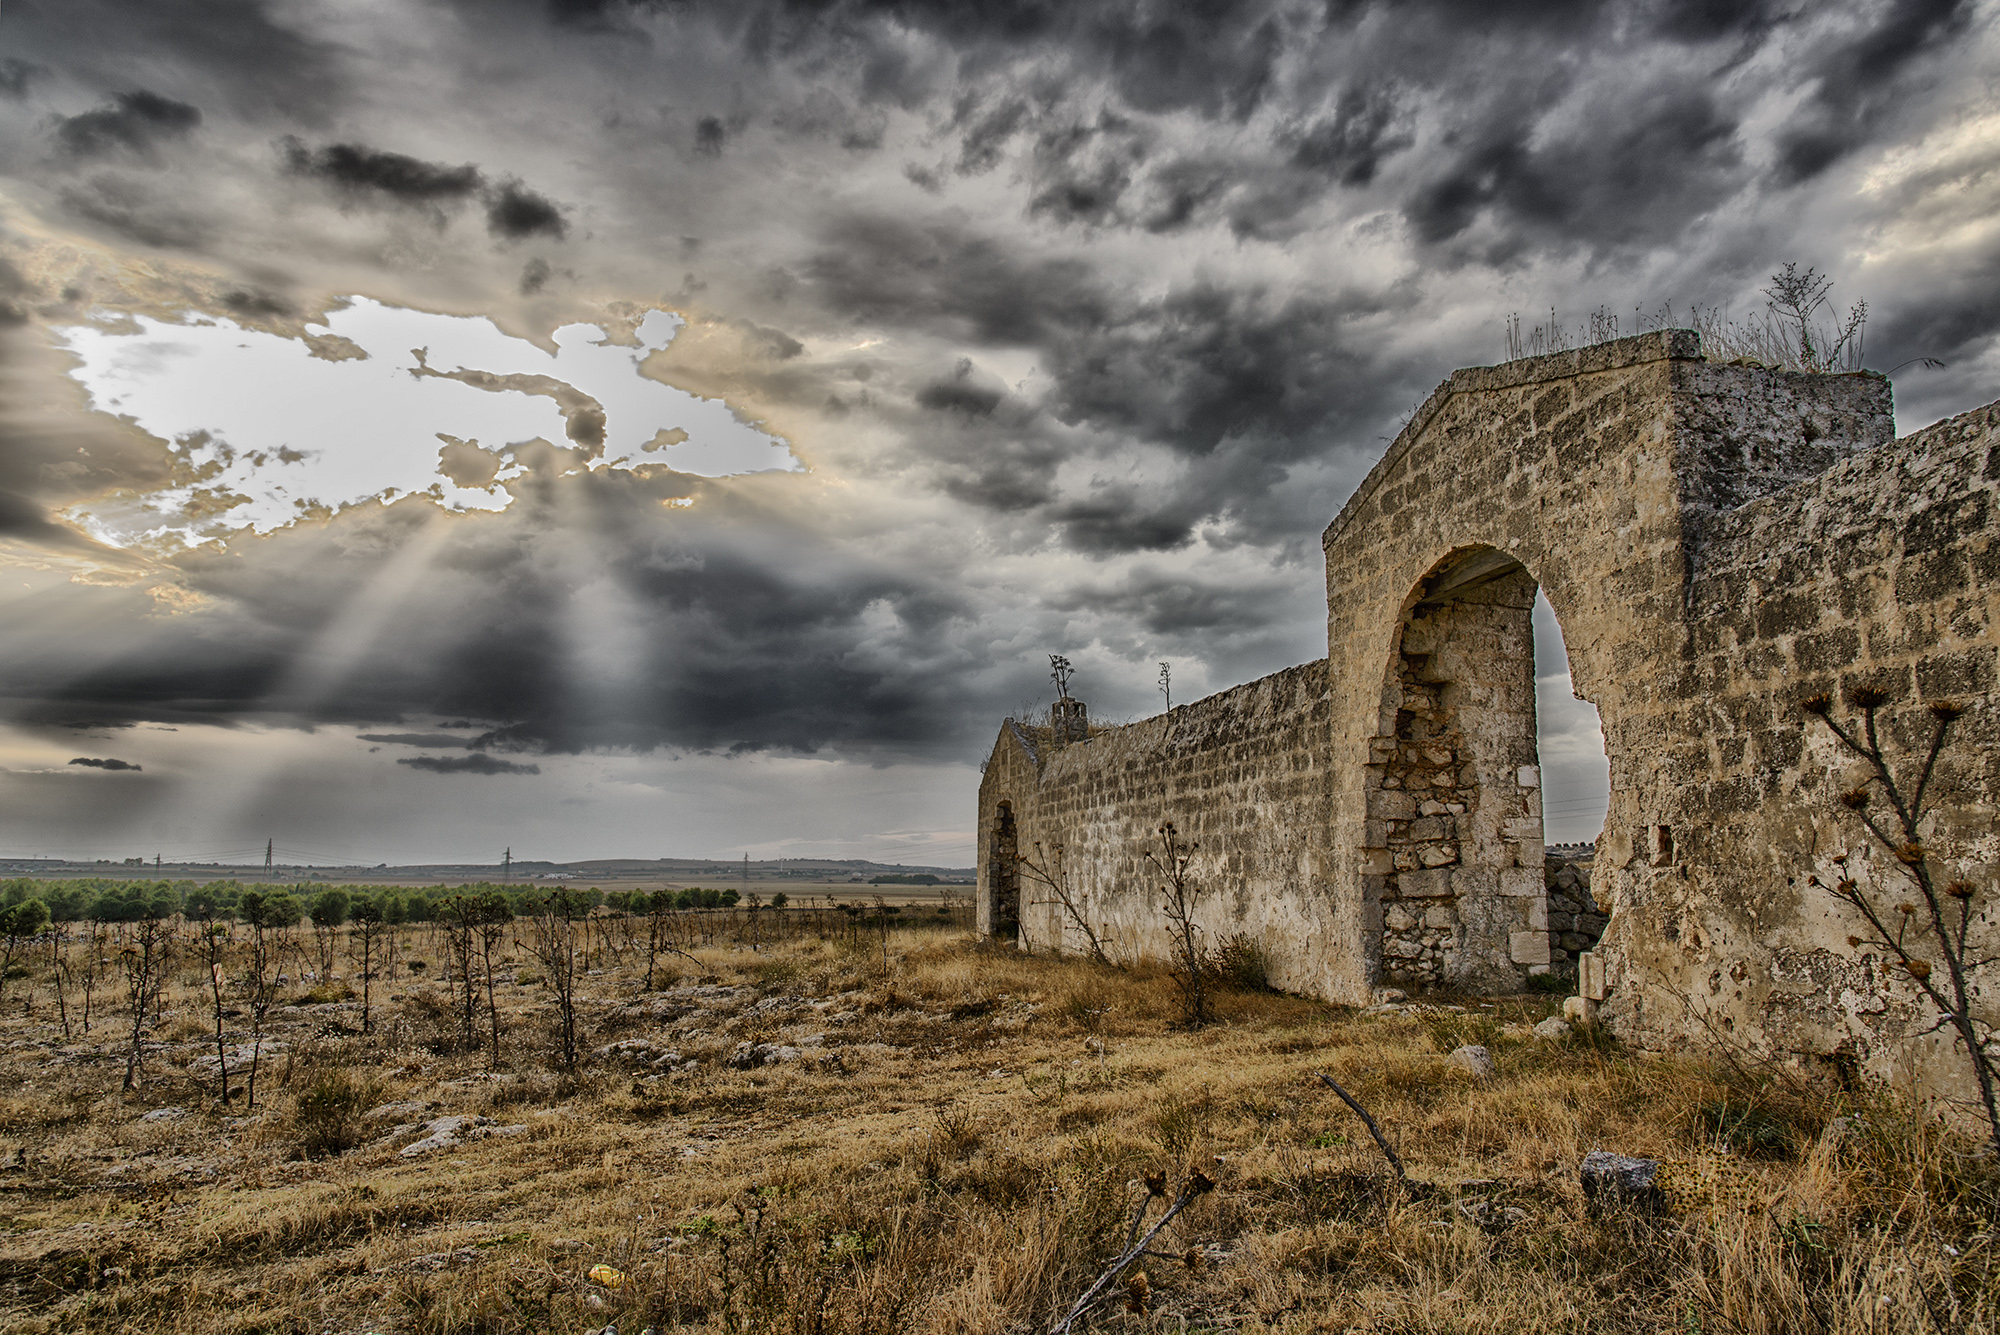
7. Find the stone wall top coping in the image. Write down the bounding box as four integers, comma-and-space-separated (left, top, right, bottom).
1321, 329, 1702, 551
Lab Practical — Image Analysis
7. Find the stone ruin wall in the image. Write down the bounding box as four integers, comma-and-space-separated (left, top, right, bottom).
1543, 855, 1605, 973
978, 331, 1998, 1098
977, 661, 1338, 995
1597, 397, 2000, 1095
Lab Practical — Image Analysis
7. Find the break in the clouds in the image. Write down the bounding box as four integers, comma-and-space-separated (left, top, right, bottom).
0, 0, 1994, 862
53, 299, 798, 543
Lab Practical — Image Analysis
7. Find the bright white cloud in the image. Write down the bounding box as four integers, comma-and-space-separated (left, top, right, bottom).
52, 298, 798, 545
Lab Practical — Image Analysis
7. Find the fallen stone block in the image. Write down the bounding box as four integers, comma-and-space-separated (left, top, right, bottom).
1579, 1150, 1662, 1214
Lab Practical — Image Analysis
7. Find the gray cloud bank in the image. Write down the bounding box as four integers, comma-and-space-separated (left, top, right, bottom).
0, 0, 1995, 775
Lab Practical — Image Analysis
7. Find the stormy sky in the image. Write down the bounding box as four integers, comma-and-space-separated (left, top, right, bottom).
0, 0, 1994, 867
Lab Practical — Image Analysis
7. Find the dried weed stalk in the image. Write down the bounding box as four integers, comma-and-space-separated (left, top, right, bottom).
1803, 689, 2000, 1155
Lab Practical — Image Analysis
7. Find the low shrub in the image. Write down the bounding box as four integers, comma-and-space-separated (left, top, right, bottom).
1204, 933, 1271, 992
289, 1066, 378, 1159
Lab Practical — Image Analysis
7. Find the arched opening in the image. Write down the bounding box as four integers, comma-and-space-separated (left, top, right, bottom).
1369, 547, 1548, 993
986, 800, 1019, 940
1533, 590, 1611, 978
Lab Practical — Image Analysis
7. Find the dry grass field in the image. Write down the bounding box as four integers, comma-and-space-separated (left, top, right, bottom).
2, 910, 1995, 1334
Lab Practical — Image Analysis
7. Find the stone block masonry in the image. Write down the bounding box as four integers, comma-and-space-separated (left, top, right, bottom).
978, 330, 1998, 1103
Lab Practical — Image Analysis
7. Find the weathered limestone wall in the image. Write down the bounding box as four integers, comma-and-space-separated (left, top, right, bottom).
1594, 400, 2000, 1094
975, 662, 1334, 993
1544, 855, 1604, 969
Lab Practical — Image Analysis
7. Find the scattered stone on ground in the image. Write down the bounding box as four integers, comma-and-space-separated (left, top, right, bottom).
397, 1114, 529, 1157
726, 1040, 802, 1069
1448, 1045, 1497, 1078
1532, 1017, 1571, 1041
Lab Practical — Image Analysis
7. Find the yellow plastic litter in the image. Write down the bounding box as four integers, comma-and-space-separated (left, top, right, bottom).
587, 1263, 627, 1290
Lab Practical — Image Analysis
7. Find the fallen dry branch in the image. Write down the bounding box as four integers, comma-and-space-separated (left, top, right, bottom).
1049, 1170, 1214, 1335
1314, 1071, 1409, 1189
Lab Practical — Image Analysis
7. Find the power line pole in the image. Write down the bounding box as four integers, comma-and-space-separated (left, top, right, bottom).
264, 839, 273, 875
742, 853, 749, 900
503, 846, 512, 881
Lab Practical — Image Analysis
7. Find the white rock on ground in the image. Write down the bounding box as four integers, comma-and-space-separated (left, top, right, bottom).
398, 1114, 529, 1157
726, 1041, 802, 1069
1448, 1044, 1497, 1078
1533, 1017, 1573, 1041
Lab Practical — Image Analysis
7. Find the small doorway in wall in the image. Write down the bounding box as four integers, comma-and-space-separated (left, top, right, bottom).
988, 800, 1020, 940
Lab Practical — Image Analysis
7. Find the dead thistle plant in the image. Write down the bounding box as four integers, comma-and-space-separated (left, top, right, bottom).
1146, 821, 1210, 1029
1016, 841, 1114, 967
1803, 688, 2000, 1155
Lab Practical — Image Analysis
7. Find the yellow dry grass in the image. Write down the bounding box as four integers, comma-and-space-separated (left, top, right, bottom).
1, 917, 1995, 1334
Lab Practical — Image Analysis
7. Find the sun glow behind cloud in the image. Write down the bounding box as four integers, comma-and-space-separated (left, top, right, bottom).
51, 298, 799, 546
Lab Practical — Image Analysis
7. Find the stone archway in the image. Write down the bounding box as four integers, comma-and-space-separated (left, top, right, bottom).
1321, 329, 1898, 1007
1369, 547, 1545, 992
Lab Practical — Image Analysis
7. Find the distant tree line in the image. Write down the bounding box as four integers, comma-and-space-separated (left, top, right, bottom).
0, 878, 766, 929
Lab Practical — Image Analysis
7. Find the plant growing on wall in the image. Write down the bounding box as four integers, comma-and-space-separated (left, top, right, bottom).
1763, 263, 1866, 375
1146, 821, 1211, 1028
1016, 841, 1114, 967
1803, 688, 2000, 1155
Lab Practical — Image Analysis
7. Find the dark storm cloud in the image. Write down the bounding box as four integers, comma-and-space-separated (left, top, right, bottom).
915, 359, 1005, 417
398, 754, 541, 775
1404, 82, 1743, 250
484, 181, 569, 240
222, 288, 294, 318
282, 139, 486, 207
7, 468, 982, 758
56, 175, 209, 248
51, 90, 202, 162
68, 757, 141, 771
807, 211, 1411, 548
1774, 0, 1974, 183
1286, 86, 1409, 187
358, 733, 477, 748
0, 60, 49, 99
1049, 568, 1286, 635
6, 0, 344, 120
